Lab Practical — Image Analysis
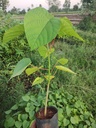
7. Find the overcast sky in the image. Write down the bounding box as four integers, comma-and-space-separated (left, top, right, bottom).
7, 0, 81, 10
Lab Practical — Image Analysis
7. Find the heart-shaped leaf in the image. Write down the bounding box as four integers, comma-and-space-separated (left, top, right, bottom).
15, 121, 22, 128
24, 7, 60, 50
22, 95, 30, 102
71, 116, 80, 124
23, 120, 30, 128
5, 117, 15, 127
63, 118, 70, 126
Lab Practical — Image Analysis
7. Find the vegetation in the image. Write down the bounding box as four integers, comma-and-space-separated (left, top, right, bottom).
78, 14, 96, 33
77, 0, 96, 33
0, 0, 9, 13
8, 7, 26, 15
0, 36, 96, 128
0, 33, 96, 128
81, 0, 96, 11
76, 0, 96, 19
1, 38, 96, 128
3, 7, 84, 118
63, 0, 71, 12
4, 88, 96, 128
0, 5, 96, 128
47, 0, 61, 12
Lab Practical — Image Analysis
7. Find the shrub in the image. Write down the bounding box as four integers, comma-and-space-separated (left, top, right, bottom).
78, 15, 96, 33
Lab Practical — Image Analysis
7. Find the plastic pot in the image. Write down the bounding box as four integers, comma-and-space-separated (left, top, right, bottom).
35, 106, 58, 128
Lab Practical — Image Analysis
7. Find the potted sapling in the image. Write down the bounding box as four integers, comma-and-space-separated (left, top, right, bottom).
3, 7, 83, 128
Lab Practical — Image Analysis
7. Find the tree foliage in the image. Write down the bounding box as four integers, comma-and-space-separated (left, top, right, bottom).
81, 0, 96, 11
90, 0, 96, 11
49, 5, 59, 12
0, 0, 9, 13
63, 0, 71, 12
73, 5, 79, 11
82, 0, 92, 3
47, 0, 61, 7
9, 6, 20, 14
47, 0, 61, 12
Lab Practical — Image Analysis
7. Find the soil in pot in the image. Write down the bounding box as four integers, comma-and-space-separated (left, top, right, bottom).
35, 106, 58, 128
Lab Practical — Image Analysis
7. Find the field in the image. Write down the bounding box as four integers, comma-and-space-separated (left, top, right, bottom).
0, 13, 96, 128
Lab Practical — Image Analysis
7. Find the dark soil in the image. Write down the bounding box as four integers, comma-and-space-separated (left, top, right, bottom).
36, 107, 57, 119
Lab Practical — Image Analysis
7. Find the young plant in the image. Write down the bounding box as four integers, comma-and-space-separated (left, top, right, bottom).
3, 7, 83, 117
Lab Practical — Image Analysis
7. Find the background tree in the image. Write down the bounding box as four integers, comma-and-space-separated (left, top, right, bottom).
73, 4, 79, 11
89, 0, 96, 11
0, 0, 9, 13
49, 5, 59, 12
63, 0, 71, 13
20, 9, 26, 14
31, 4, 34, 9
81, 0, 96, 11
27, 7, 31, 12
46, 0, 61, 12
39, 4, 42, 7
9, 6, 20, 14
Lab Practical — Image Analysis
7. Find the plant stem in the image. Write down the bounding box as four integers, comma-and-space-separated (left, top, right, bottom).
44, 44, 51, 116
44, 81, 50, 116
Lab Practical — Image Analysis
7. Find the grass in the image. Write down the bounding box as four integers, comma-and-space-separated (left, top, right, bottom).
54, 40, 96, 117
78, 30, 96, 45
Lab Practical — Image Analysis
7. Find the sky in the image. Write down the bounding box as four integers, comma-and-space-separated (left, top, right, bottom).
7, 0, 81, 11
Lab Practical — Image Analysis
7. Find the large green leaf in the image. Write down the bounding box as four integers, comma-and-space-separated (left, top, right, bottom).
10, 58, 31, 79
58, 17, 84, 41
3, 24, 24, 43
24, 7, 60, 50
